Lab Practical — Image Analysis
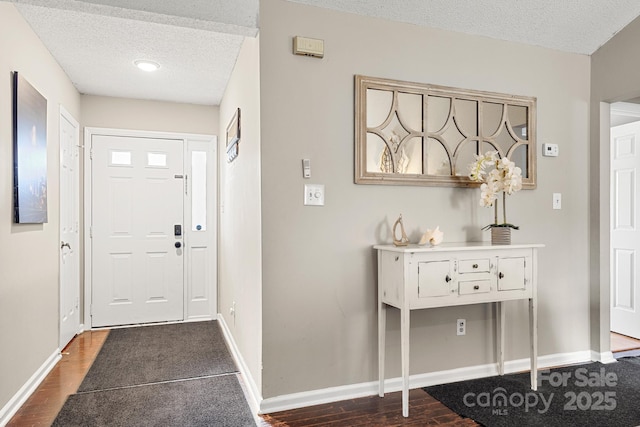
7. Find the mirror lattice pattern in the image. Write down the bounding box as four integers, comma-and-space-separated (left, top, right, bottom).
355, 76, 536, 188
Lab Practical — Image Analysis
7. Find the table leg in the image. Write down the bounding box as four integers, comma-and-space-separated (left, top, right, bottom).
401, 307, 410, 417
496, 301, 505, 375
529, 297, 538, 390
378, 300, 386, 397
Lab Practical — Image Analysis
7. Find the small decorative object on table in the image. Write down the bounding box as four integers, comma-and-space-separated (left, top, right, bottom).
469, 151, 522, 245
418, 226, 444, 246
392, 214, 410, 247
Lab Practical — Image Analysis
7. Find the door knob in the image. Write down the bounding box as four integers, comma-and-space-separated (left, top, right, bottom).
175, 242, 182, 249
499, 272, 504, 279
61, 241, 71, 250
445, 275, 451, 283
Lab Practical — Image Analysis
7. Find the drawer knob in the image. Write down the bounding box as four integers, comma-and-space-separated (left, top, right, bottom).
445, 275, 452, 283
473, 285, 480, 290
499, 272, 504, 279
473, 263, 478, 269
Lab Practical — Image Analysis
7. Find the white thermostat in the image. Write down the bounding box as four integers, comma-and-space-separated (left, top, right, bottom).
543, 143, 559, 157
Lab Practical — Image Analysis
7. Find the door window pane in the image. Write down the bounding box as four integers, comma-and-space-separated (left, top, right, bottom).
191, 151, 207, 231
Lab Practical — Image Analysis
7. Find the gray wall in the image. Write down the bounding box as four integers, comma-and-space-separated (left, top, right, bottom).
259, 0, 591, 398
219, 36, 263, 394
590, 14, 640, 356
0, 3, 81, 411
81, 95, 219, 135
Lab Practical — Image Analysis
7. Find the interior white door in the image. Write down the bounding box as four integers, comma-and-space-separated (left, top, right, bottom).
91, 135, 184, 327
611, 121, 640, 338
59, 108, 80, 349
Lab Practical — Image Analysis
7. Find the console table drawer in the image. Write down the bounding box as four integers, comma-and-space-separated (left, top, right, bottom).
459, 280, 491, 295
459, 259, 491, 273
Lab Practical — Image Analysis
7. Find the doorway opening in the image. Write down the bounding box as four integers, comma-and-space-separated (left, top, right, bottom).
610, 101, 640, 355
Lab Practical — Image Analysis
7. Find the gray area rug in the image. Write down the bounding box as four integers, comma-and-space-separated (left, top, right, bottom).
53, 375, 255, 427
54, 321, 254, 426
425, 357, 640, 427
79, 320, 237, 392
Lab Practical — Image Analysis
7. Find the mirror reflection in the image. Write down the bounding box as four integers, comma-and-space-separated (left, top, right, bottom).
356, 75, 536, 188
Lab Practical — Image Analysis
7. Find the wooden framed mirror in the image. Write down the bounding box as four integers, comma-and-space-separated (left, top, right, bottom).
355, 75, 536, 188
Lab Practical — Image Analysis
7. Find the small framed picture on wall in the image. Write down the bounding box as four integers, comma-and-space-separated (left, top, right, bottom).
226, 107, 241, 163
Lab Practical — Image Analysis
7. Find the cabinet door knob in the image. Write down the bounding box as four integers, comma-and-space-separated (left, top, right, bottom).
472, 263, 478, 269
498, 272, 504, 279
445, 275, 451, 283
473, 285, 480, 290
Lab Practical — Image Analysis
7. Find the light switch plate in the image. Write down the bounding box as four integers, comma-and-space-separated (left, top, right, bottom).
304, 184, 325, 206
553, 193, 562, 210
543, 143, 559, 157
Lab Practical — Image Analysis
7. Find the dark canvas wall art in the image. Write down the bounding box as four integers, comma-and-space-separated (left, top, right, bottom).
12, 72, 48, 224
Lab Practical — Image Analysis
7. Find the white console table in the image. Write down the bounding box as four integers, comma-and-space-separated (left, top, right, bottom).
375, 242, 543, 417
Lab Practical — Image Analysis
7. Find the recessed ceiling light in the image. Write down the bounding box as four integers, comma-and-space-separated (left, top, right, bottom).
134, 60, 160, 72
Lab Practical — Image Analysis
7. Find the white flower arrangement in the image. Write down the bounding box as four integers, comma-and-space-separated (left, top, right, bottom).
469, 151, 522, 230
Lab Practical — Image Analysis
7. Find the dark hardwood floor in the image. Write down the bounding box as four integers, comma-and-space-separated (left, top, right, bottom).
22, 328, 639, 426
9, 328, 640, 426
7, 330, 109, 427
7, 329, 477, 426
258, 389, 478, 426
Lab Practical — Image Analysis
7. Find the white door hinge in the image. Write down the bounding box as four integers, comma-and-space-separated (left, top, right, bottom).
89, 226, 92, 238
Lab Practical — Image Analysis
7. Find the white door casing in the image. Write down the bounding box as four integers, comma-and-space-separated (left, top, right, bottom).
84, 128, 218, 329
611, 121, 640, 338
59, 107, 80, 349
91, 135, 184, 327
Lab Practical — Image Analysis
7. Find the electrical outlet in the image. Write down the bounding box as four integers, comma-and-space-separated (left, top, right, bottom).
457, 319, 466, 336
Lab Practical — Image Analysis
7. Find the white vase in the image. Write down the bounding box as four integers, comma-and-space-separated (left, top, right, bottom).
491, 227, 511, 245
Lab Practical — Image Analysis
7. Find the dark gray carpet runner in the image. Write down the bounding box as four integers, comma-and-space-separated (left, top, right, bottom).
53, 320, 254, 426
78, 321, 237, 392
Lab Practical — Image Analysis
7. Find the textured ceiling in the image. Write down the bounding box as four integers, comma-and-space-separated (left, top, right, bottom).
289, 0, 640, 55
9, 0, 640, 106
11, 0, 256, 105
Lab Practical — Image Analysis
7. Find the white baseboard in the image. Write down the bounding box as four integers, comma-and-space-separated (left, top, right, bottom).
591, 350, 617, 364
259, 350, 593, 414
217, 314, 262, 415
0, 349, 61, 427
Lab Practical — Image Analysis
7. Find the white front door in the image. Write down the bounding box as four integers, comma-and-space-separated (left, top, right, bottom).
611, 121, 640, 338
59, 107, 80, 348
91, 135, 184, 327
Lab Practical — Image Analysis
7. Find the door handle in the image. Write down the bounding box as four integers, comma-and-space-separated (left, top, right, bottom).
175, 242, 182, 249
61, 241, 71, 250
445, 275, 451, 283
499, 272, 504, 279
